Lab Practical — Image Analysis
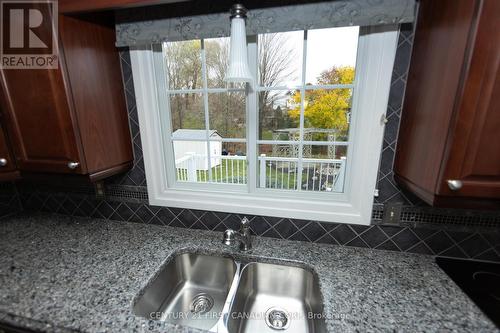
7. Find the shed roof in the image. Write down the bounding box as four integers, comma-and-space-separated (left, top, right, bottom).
172, 129, 221, 140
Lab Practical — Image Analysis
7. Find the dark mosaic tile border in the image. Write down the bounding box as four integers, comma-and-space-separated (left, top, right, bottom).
398, 206, 500, 229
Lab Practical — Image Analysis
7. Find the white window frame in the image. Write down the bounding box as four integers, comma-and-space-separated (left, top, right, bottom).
130, 25, 398, 225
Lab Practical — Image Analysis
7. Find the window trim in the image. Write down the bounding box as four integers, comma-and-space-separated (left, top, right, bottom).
130, 25, 398, 225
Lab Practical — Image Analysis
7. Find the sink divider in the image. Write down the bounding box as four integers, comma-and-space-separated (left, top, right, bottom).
214, 259, 243, 333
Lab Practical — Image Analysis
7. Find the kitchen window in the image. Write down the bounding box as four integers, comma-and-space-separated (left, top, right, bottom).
130, 25, 398, 225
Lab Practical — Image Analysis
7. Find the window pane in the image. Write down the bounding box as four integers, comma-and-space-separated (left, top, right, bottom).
164, 40, 202, 90
306, 27, 359, 85
259, 91, 299, 140
210, 142, 247, 184
174, 141, 247, 185
173, 141, 208, 183
258, 143, 299, 190
303, 88, 352, 141
301, 145, 347, 193
257, 144, 347, 192
220, 141, 246, 156
208, 92, 246, 138
258, 31, 303, 87
170, 93, 205, 132
205, 37, 229, 88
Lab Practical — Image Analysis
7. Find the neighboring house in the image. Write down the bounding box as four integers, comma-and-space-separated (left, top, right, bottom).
172, 129, 222, 170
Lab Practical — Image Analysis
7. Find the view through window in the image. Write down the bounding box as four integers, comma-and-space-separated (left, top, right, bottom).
163, 27, 359, 193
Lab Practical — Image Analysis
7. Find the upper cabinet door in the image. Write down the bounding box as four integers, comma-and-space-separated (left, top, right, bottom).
439, 0, 500, 199
0, 66, 85, 174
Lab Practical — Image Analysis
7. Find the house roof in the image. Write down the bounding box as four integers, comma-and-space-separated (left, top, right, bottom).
172, 129, 221, 140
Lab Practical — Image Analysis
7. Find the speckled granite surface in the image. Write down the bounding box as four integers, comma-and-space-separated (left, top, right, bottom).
0, 213, 497, 333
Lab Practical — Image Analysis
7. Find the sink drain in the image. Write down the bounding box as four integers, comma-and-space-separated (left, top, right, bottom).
265, 307, 290, 330
190, 293, 214, 314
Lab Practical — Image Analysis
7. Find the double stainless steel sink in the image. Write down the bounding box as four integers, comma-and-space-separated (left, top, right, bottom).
133, 253, 326, 333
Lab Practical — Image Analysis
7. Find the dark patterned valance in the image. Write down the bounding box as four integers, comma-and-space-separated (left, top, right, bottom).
116, 0, 416, 47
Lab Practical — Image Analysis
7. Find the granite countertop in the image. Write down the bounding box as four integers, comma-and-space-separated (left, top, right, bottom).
0, 213, 497, 333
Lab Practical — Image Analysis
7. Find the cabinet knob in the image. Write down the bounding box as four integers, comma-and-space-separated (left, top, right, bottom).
0, 158, 7, 167
447, 179, 463, 191
67, 162, 80, 170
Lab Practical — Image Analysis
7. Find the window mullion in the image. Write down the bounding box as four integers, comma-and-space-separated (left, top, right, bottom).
247, 35, 258, 193
200, 39, 213, 183
297, 31, 308, 191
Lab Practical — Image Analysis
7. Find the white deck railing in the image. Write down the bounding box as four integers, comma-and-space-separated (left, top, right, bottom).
175, 153, 247, 184
175, 153, 346, 192
258, 154, 346, 192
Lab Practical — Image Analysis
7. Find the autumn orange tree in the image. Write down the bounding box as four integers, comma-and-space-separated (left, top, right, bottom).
288, 66, 354, 137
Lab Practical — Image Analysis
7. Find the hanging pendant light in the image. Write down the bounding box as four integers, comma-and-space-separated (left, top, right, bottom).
225, 4, 253, 83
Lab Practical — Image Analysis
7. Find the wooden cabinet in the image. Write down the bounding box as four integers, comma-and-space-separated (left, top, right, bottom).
1, 58, 83, 174
394, 0, 500, 208
0, 13, 133, 181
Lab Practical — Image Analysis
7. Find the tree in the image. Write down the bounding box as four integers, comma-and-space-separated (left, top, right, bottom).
317, 66, 355, 86
288, 66, 354, 136
258, 33, 297, 139
165, 40, 202, 90
205, 39, 228, 88
165, 40, 204, 130
205, 39, 245, 139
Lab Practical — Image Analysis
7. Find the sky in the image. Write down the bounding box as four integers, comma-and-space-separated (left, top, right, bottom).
276, 26, 360, 86
306, 26, 359, 83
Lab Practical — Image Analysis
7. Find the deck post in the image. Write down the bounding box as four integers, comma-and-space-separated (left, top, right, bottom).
259, 154, 267, 188
186, 152, 197, 182
334, 157, 347, 192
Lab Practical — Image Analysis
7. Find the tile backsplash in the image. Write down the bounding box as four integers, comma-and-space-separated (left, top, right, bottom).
0, 183, 21, 219
6, 24, 500, 262
15, 184, 500, 262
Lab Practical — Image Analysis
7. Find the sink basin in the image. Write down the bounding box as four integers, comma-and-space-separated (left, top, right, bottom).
133, 253, 326, 332
133, 253, 237, 331
227, 262, 326, 333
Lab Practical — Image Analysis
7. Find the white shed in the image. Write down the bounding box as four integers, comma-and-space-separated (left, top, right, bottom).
172, 129, 222, 171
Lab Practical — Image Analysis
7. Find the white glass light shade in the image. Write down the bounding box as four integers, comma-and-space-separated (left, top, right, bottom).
225, 17, 253, 83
